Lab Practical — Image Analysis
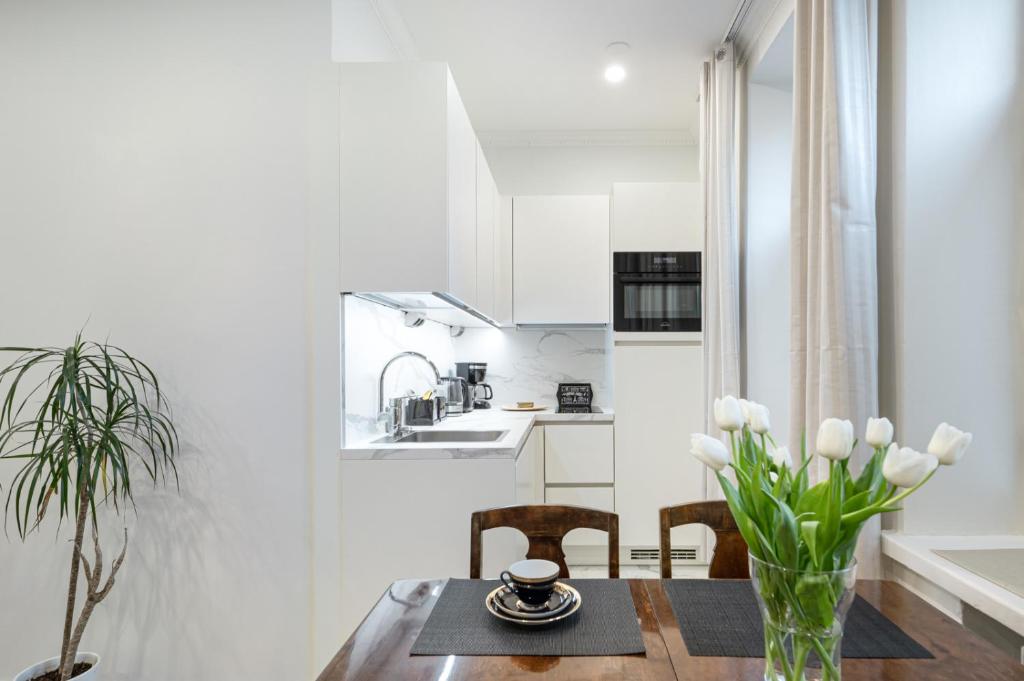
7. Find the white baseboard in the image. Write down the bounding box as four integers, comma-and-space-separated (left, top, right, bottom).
882, 555, 963, 622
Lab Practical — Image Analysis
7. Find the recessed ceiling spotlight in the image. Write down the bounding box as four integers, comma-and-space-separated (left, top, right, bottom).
604, 64, 627, 84
603, 41, 631, 84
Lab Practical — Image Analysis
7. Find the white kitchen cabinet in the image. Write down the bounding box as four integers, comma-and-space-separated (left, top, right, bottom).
516, 425, 544, 504
543, 423, 615, 558
340, 456, 526, 639
614, 341, 706, 561
339, 62, 479, 307
494, 195, 514, 325
545, 486, 615, 551
447, 74, 478, 308
611, 182, 702, 252
475, 142, 497, 318
544, 424, 614, 484
513, 195, 610, 325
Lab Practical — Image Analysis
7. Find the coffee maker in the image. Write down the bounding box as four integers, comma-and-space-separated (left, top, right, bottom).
456, 362, 493, 410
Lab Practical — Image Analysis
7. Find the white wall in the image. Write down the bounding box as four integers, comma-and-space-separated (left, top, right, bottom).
743, 81, 793, 442
331, 0, 416, 62
332, 0, 401, 61
879, 0, 1023, 534
0, 1, 340, 679
483, 144, 698, 196
742, 13, 794, 443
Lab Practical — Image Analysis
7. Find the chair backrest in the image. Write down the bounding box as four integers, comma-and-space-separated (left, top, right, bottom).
659, 500, 749, 579
470, 504, 619, 578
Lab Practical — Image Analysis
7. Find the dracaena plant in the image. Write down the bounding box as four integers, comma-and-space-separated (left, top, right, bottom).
0, 335, 178, 681
690, 396, 972, 681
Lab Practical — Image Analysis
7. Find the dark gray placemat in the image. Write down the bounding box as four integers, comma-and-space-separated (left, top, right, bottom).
664, 580, 932, 659
410, 579, 646, 656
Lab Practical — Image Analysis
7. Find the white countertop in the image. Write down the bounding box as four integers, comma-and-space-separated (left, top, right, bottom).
341, 406, 614, 461
882, 531, 1024, 635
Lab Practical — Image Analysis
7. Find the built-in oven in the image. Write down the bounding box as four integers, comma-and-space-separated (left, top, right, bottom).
613, 252, 702, 332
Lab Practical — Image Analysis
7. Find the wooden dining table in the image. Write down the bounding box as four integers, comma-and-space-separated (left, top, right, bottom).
317, 578, 1024, 680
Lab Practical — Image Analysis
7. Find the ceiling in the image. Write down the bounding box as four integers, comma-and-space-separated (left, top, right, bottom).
388, 0, 739, 137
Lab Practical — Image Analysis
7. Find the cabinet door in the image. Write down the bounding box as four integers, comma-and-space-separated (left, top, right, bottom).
494, 195, 514, 324
544, 486, 614, 546
515, 426, 544, 505
513, 196, 609, 324
613, 342, 705, 551
611, 182, 702, 252
475, 142, 496, 318
446, 70, 477, 308
339, 63, 450, 293
544, 424, 614, 484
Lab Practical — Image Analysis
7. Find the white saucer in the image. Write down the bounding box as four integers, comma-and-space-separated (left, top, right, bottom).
492, 583, 574, 619
485, 582, 582, 626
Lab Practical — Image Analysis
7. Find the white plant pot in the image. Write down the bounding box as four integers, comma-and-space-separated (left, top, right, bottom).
13, 652, 100, 681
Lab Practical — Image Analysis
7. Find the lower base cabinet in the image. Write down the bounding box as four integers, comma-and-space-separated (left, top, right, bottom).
614, 341, 706, 564
541, 423, 616, 563
339, 441, 544, 640
544, 485, 615, 554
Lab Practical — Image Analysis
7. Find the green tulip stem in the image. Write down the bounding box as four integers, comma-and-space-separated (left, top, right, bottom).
810, 635, 841, 680
882, 468, 937, 508
839, 468, 937, 524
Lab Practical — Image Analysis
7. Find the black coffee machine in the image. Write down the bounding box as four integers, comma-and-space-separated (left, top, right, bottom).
456, 362, 493, 410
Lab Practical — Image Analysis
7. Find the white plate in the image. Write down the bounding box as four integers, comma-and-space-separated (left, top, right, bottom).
485, 582, 582, 626
501, 405, 549, 412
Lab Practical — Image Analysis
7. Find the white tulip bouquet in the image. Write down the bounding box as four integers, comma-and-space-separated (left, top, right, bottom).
690, 396, 971, 681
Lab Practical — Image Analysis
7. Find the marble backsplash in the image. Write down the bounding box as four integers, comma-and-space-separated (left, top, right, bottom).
452, 327, 612, 410
343, 294, 614, 445
343, 295, 456, 444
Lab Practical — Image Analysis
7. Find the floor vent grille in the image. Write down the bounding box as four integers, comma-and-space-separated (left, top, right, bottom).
630, 548, 660, 561
627, 547, 699, 562
672, 547, 698, 561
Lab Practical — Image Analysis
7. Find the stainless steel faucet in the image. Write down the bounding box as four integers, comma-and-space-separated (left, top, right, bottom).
377, 351, 442, 435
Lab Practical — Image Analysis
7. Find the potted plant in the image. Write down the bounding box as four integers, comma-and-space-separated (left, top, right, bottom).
690, 396, 971, 681
0, 335, 178, 681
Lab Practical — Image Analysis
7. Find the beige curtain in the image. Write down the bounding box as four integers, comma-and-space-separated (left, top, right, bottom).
701, 43, 741, 431
700, 44, 741, 499
790, 0, 880, 575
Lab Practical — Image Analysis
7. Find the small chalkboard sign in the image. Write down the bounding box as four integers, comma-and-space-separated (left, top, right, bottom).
557, 383, 593, 411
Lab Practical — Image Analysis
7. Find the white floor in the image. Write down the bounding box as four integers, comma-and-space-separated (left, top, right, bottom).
569, 564, 709, 579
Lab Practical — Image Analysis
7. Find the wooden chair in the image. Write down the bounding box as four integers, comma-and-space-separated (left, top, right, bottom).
659, 500, 749, 579
470, 504, 619, 578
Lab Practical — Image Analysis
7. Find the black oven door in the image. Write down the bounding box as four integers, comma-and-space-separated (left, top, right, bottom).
613, 273, 702, 332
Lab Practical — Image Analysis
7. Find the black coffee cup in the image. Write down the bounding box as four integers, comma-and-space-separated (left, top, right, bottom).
500, 559, 560, 609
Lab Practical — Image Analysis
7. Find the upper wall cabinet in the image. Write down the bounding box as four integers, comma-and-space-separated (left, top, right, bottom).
475, 141, 498, 319
447, 74, 478, 308
339, 63, 481, 311
513, 196, 610, 325
494, 195, 514, 325
611, 182, 702, 252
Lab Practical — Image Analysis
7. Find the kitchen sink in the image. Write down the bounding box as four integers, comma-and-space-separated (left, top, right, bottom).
374, 429, 509, 444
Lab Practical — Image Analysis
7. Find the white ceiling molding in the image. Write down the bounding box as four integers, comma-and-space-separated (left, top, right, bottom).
478, 129, 697, 148
368, 0, 418, 60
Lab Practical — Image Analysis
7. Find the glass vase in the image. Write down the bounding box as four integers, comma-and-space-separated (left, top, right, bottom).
749, 554, 858, 681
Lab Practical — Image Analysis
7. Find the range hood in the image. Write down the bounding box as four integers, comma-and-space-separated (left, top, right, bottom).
349, 292, 501, 329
